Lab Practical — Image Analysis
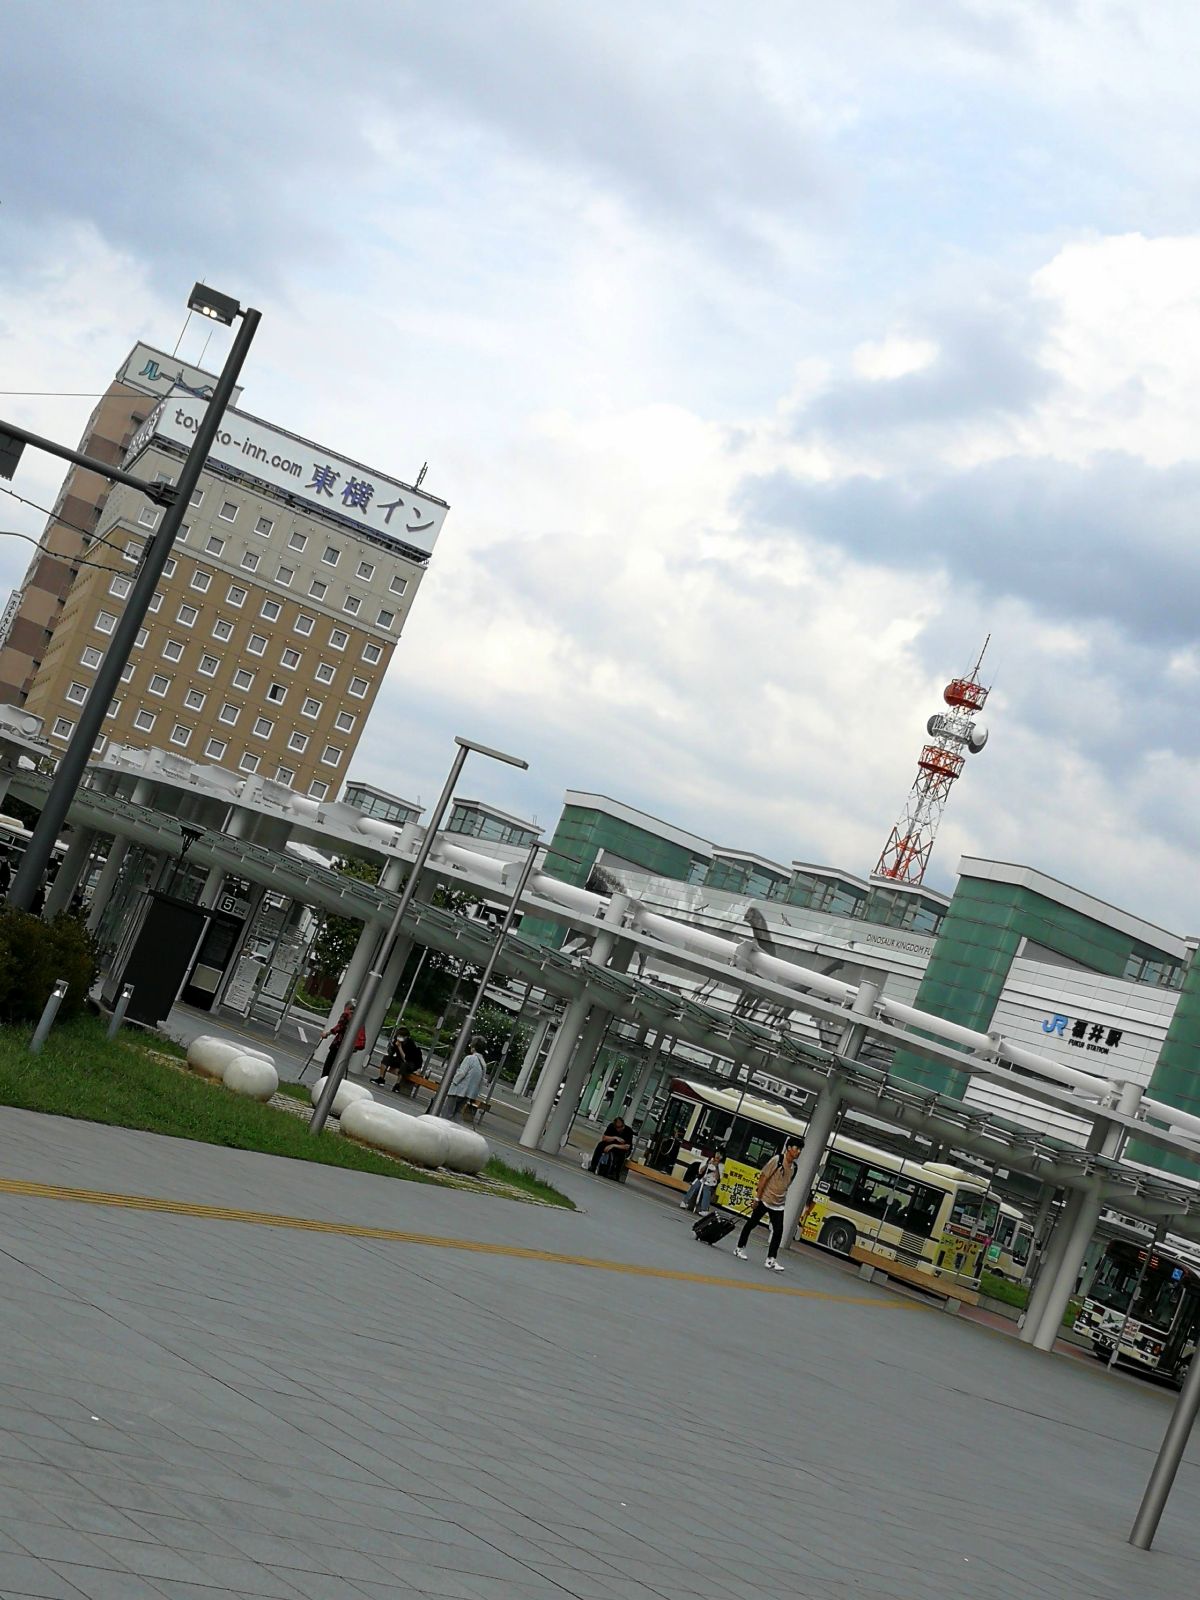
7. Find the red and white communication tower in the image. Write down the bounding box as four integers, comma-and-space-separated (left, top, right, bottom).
873, 640, 991, 885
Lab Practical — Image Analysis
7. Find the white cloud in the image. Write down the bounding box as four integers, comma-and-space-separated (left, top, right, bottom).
5, 7, 1200, 941
852, 335, 938, 381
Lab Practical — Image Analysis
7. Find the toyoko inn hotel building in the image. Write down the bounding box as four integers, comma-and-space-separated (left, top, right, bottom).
534, 792, 1200, 1173
0, 341, 446, 799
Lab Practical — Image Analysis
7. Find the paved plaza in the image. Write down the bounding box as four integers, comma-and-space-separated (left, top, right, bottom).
0, 1106, 1196, 1599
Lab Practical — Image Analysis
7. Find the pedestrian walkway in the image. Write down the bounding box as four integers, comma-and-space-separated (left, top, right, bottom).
0, 1106, 1195, 1599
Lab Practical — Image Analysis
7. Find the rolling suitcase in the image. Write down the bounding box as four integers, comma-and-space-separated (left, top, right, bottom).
692, 1212, 736, 1246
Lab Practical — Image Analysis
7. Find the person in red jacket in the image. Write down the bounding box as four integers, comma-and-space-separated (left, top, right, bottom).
321, 999, 366, 1074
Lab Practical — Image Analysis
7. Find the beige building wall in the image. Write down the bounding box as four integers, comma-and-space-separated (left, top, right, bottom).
25, 436, 428, 799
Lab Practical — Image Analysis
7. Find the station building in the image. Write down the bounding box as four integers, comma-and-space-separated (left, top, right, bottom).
529, 789, 1200, 1173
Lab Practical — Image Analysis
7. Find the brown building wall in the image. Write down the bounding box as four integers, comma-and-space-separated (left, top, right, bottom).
0, 385, 153, 705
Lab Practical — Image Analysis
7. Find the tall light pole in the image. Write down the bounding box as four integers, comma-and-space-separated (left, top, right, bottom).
427, 836, 545, 1118
309, 735, 527, 1134
6, 284, 260, 911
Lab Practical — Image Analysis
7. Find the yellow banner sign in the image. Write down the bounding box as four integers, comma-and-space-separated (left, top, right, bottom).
715, 1158, 760, 1217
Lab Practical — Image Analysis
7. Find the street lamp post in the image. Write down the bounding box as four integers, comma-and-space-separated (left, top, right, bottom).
7, 285, 260, 912
428, 836, 545, 1119
309, 735, 527, 1134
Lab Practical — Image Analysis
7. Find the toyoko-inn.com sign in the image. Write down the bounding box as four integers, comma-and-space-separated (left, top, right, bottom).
126, 397, 447, 557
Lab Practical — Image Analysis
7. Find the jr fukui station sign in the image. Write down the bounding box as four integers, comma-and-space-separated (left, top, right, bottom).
127, 397, 447, 557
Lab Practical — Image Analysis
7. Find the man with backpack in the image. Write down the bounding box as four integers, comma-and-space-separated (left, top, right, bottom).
733, 1135, 804, 1272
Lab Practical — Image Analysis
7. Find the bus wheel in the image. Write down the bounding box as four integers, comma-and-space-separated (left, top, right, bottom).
819, 1219, 856, 1256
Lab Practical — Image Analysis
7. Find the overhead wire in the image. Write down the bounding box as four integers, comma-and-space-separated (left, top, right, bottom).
0, 487, 140, 576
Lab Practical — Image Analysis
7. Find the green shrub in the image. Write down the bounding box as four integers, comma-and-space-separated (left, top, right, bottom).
0, 910, 98, 1024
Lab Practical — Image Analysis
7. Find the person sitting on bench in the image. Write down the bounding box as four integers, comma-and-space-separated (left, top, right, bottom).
590, 1116, 633, 1179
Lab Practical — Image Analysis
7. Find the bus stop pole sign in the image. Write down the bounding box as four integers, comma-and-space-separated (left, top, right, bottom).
1129, 1342, 1200, 1549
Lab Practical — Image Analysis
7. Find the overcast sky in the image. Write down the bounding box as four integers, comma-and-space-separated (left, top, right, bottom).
3, 2, 1199, 931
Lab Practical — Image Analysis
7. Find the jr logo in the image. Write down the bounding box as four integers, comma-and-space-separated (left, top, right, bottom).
1042, 1014, 1068, 1036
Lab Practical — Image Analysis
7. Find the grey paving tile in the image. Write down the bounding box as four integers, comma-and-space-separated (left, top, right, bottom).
0, 1551, 91, 1598
0, 1107, 1197, 1600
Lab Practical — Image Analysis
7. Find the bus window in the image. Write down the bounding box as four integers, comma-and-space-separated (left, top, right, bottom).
694, 1108, 734, 1148
994, 1213, 1016, 1250
725, 1118, 786, 1169
950, 1190, 985, 1231
1012, 1227, 1032, 1266
1133, 1266, 1186, 1333
1091, 1246, 1142, 1314
825, 1156, 900, 1223
890, 1180, 943, 1240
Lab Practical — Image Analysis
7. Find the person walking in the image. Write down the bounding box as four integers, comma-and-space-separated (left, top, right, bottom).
733, 1135, 804, 1272
680, 1148, 723, 1216
444, 1036, 487, 1121
320, 999, 366, 1075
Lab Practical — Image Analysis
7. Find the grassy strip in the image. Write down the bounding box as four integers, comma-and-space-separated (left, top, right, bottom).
483, 1156, 571, 1208
981, 1270, 1081, 1329
0, 1017, 572, 1206
0, 1017, 437, 1183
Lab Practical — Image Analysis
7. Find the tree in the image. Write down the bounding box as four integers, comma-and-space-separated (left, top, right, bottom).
307, 856, 382, 984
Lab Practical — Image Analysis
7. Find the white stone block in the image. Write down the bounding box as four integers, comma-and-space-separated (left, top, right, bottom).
423, 1116, 489, 1174
187, 1037, 243, 1079
222, 1053, 279, 1102
310, 1075, 374, 1117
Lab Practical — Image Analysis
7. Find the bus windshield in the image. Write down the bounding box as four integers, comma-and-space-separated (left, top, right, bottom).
1090, 1244, 1142, 1314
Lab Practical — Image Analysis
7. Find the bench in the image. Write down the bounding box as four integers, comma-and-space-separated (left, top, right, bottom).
850, 1243, 980, 1312
626, 1161, 688, 1192
381, 1071, 493, 1127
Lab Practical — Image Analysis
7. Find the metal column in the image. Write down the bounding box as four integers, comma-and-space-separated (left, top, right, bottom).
1030, 1184, 1104, 1351
513, 1014, 551, 1096
519, 991, 590, 1150
542, 1006, 612, 1151
779, 976, 880, 1247
42, 827, 96, 918
780, 1071, 844, 1247
1129, 1337, 1200, 1549
625, 1032, 666, 1126
86, 778, 152, 933
1018, 1189, 1081, 1345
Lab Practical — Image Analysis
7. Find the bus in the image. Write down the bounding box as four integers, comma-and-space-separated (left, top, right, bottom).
1074, 1238, 1200, 1383
647, 1078, 1004, 1285
986, 1202, 1034, 1284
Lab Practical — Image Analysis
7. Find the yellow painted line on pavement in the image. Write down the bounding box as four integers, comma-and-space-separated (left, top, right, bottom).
0, 1175, 920, 1306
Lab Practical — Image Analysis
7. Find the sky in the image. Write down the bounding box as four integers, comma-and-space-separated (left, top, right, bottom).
2, 1, 1200, 931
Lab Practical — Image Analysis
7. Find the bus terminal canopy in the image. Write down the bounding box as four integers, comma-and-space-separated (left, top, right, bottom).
8, 751, 1200, 1245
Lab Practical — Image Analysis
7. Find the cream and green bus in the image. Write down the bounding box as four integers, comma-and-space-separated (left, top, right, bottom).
648, 1077, 1004, 1285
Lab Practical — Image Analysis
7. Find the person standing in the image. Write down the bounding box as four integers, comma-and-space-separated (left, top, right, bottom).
444, 1036, 487, 1121
320, 999, 366, 1075
734, 1135, 804, 1272
680, 1148, 723, 1216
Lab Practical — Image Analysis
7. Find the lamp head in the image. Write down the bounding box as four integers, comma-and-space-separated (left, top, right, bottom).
187, 283, 241, 326
178, 821, 205, 859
